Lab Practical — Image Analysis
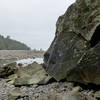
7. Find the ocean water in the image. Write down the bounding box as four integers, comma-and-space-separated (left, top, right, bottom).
16, 58, 43, 67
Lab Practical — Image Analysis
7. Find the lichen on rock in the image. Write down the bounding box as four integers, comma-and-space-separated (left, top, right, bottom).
44, 0, 100, 85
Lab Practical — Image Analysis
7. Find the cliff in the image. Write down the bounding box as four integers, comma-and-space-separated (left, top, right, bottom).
0, 35, 30, 50
44, 0, 100, 85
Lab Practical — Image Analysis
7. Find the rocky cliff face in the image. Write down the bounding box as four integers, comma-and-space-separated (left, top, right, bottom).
44, 0, 100, 85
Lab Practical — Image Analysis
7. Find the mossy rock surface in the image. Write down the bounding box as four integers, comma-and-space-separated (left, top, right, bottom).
44, 0, 100, 85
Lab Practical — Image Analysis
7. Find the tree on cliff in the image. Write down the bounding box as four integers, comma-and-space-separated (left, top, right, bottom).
0, 35, 31, 50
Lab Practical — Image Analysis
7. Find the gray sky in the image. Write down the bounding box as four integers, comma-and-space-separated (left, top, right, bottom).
0, 0, 75, 50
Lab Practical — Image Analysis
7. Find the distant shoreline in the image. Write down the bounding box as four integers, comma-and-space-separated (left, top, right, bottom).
0, 50, 45, 60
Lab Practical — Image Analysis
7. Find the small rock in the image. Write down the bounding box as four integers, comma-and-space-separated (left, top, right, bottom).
0, 62, 17, 78
7, 88, 27, 100
94, 90, 100, 98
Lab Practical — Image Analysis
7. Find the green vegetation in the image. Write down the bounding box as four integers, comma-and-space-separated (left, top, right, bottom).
0, 35, 31, 50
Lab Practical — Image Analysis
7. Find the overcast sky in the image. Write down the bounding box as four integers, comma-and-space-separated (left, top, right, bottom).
0, 0, 75, 50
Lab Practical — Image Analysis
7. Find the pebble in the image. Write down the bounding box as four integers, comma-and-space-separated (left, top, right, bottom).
0, 79, 74, 100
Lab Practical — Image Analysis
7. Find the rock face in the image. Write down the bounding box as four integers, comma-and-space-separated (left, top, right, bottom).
14, 62, 51, 86
0, 62, 17, 78
0, 61, 51, 86
44, 0, 100, 84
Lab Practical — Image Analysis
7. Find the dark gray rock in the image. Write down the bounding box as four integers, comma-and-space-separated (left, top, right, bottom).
67, 43, 100, 84
44, 0, 100, 84
0, 62, 17, 78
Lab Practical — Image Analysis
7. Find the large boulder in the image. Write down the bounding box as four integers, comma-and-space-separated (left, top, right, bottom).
44, 0, 100, 85
14, 62, 51, 86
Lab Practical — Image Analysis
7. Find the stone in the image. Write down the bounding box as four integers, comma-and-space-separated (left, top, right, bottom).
36, 84, 94, 100
0, 62, 17, 78
14, 62, 52, 86
67, 43, 100, 84
38, 92, 95, 100
7, 88, 26, 100
68, 86, 82, 95
7, 74, 18, 85
94, 90, 100, 98
44, 0, 100, 84
62, 94, 95, 100
38, 92, 62, 100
